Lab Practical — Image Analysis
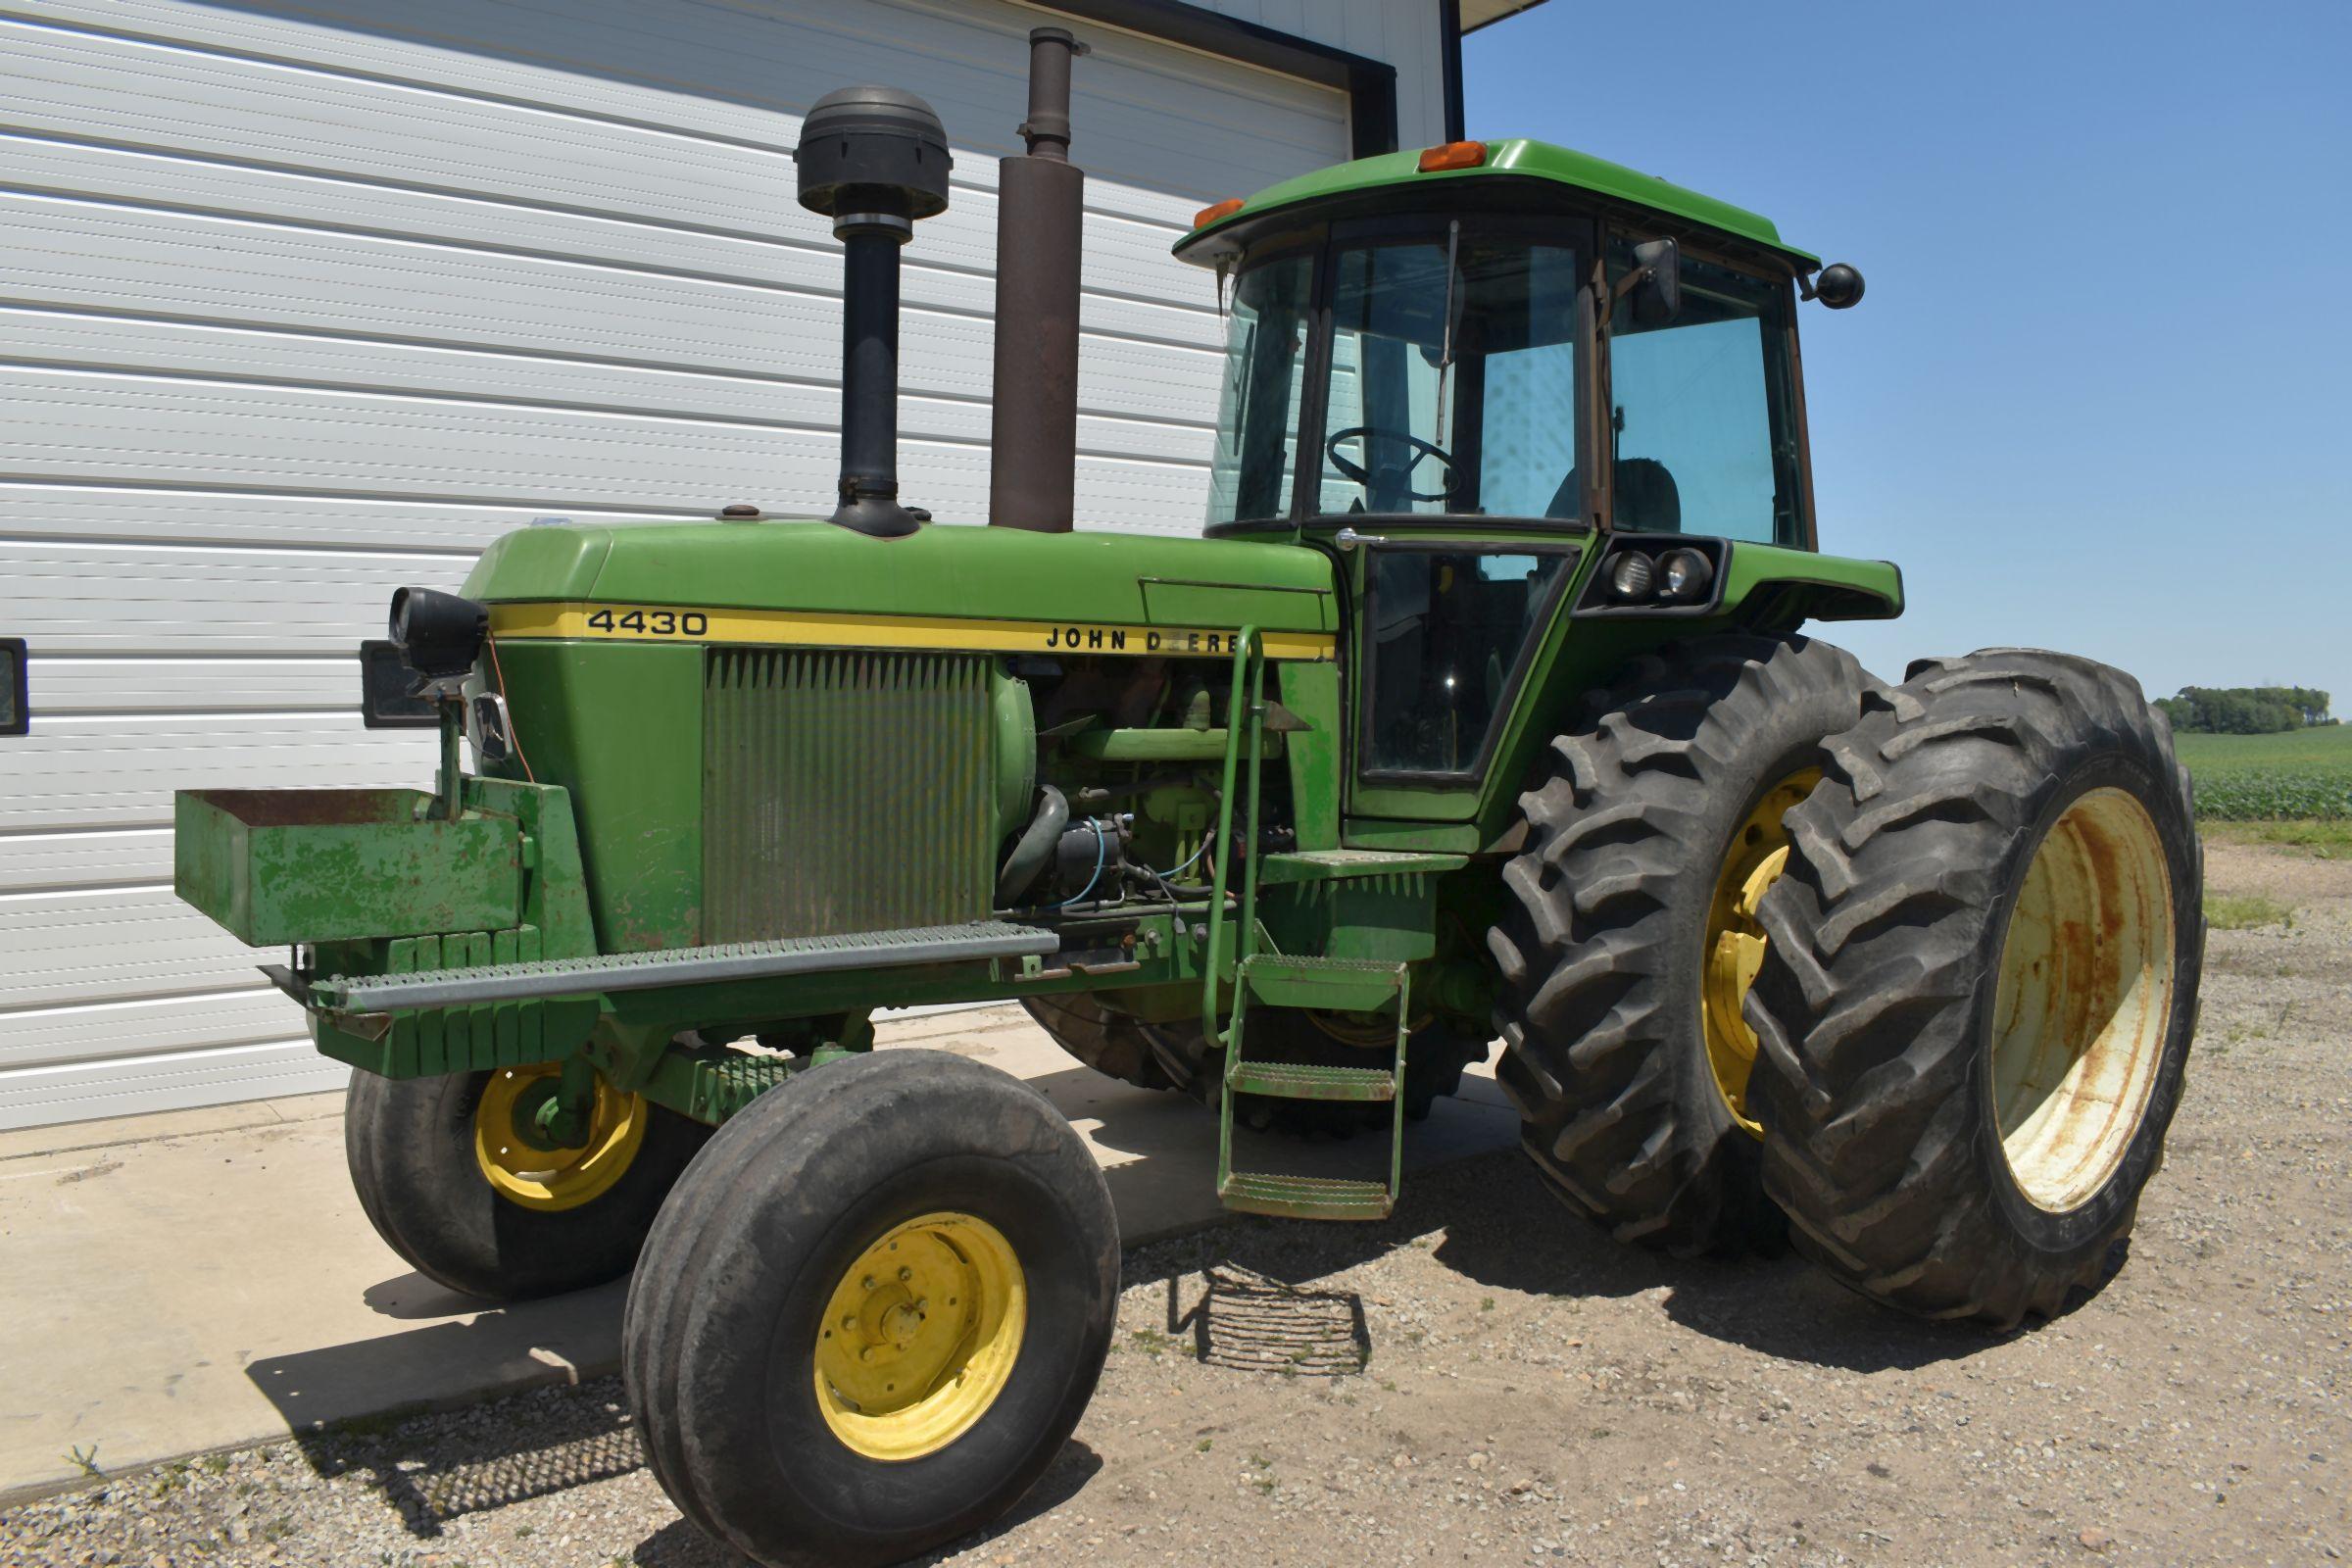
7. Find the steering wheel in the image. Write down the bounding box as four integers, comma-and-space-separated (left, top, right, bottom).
1325, 425, 1460, 505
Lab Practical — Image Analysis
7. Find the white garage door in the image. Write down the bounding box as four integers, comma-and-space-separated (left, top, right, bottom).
0, 0, 1354, 1128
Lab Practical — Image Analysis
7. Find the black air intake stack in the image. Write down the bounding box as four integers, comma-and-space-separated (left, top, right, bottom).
988, 27, 1090, 533
796, 85, 952, 537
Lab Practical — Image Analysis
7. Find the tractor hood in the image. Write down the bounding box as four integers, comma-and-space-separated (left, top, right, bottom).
463, 520, 1340, 660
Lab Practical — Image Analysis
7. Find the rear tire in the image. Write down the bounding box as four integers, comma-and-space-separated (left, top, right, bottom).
1024, 991, 1489, 1129
1745, 650, 2203, 1327
1490, 633, 1877, 1256
625, 1051, 1118, 1568
1021, 993, 1193, 1095
345, 1067, 708, 1302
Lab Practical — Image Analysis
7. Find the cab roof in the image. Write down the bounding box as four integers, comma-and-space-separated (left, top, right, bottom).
1174, 137, 1818, 269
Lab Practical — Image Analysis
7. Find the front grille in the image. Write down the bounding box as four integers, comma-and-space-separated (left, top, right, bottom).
703, 648, 996, 942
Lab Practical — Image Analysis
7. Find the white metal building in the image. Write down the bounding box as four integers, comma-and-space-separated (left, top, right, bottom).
0, 0, 1544, 1129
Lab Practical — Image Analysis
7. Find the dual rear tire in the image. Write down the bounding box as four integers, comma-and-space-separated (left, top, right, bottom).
1494, 636, 2201, 1327
1746, 650, 2202, 1325
1491, 632, 1876, 1256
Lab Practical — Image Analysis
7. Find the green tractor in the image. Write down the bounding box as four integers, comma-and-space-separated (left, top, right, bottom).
174, 39, 2201, 1568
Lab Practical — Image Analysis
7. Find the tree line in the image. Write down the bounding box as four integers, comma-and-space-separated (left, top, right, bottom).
2153, 686, 2335, 734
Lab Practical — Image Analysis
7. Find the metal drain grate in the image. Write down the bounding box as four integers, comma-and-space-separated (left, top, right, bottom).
1192, 1263, 1369, 1376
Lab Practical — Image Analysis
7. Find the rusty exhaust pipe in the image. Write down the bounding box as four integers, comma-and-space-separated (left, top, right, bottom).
988, 27, 1089, 532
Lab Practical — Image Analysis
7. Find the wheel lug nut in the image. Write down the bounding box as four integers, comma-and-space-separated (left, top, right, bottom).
861, 1275, 876, 1291
897, 1266, 912, 1282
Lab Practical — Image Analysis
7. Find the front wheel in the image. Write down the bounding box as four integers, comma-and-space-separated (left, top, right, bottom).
345, 1065, 709, 1301
1745, 650, 2203, 1327
625, 1051, 1118, 1568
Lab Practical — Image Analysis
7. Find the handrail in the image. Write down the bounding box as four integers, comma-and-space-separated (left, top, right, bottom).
1200, 625, 1266, 1047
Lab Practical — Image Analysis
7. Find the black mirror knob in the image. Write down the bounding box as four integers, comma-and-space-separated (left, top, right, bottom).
1815, 263, 1866, 310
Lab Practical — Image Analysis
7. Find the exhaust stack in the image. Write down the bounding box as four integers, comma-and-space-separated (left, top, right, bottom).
795, 85, 952, 537
987, 27, 1090, 532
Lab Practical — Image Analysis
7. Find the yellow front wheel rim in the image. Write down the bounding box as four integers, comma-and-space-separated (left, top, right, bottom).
1701, 769, 1820, 1136
814, 1211, 1026, 1462
471, 1067, 646, 1212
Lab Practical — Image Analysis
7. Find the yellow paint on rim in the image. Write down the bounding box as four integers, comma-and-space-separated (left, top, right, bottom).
813, 1211, 1026, 1463
1701, 769, 1821, 1137
1989, 787, 2176, 1212
471, 1066, 647, 1212
487, 602, 1336, 662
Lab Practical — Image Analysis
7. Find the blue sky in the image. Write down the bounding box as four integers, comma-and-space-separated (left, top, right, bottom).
1465, 2, 2352, 711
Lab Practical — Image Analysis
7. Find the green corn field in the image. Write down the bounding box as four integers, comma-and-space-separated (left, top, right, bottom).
2173, 725, 2352, 820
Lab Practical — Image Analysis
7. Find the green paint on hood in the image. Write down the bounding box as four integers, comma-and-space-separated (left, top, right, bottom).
464, 520, 1340, 634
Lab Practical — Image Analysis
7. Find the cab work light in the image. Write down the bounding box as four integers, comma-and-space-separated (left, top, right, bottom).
1416, 140, 1488, 172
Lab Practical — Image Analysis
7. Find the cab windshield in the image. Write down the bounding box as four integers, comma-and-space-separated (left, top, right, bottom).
1206, 224, 1584, 526
1204, 219, 1806, 546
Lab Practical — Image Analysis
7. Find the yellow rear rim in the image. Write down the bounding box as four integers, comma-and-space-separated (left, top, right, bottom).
471, 1066, 646, 1212
1702, 768, 1820, 1136
813, 1211, 1026, 1462
1989, 787, 2176, 1212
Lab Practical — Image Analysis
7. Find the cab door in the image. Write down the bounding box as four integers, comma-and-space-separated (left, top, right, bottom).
1346, 534, 1580, 818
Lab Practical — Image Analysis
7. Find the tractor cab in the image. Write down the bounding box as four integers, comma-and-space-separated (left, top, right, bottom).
1177, 137, 1833, 544
1173, 138, 1878, 831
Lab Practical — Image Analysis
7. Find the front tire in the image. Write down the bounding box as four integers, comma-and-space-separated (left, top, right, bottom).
625, 1051, 1118, 1568
345, 1066, 708, 1301
1490, 633, 1877, 1256
1745, 650, 2203, 1327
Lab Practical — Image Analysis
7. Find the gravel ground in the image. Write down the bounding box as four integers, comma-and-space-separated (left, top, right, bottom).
6, 837, 2346, 1568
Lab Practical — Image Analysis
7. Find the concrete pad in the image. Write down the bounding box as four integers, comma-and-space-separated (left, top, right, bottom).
0, 1005, 1514, 1501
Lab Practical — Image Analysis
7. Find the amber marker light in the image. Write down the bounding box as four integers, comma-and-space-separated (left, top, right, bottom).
1193, 197, 1246, 228
1416, 140, 1488, 172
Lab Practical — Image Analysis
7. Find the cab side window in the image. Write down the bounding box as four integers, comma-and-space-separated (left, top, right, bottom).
1361, 548, 1572, 776
1605, 240, 1803, 545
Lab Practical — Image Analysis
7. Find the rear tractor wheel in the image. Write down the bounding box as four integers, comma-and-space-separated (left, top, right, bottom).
1490, 632, 1878, 1256
625, 1050, 1118, 1568
1023, 991, 1488, 1128
1745, 649, 2202, 1327
346, 1063, 710, 1301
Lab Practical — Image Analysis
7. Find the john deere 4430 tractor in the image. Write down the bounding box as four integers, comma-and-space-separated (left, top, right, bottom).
175, 35, 2202, 1568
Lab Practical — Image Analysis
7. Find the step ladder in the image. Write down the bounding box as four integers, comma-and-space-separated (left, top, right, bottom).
1199, 627, 1410, 1222
1216, 954, 1410, 1220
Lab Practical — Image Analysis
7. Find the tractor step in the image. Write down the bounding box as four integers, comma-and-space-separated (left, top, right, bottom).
1215, 954, 1410, 1221
317, 920, 1059, 1011
1228, 953, 1413, 1015
1218, 1171, 1395, 1221
1255, 848, 1468, 885
1226, 1060, 1396, 1102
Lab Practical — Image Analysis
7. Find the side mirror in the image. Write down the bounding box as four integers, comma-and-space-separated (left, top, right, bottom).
1629, 237, 1682, 327
0, 637, 25, 737
1812, 263, 1865, 310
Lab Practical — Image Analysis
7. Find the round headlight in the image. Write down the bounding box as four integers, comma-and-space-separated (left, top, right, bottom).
388, 586, 489, 678
1607, 551, 1655, 601
1658, 548, 1714, 602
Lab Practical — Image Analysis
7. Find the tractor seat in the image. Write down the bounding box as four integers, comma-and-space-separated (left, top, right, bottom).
1543, 458, 1683, 531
